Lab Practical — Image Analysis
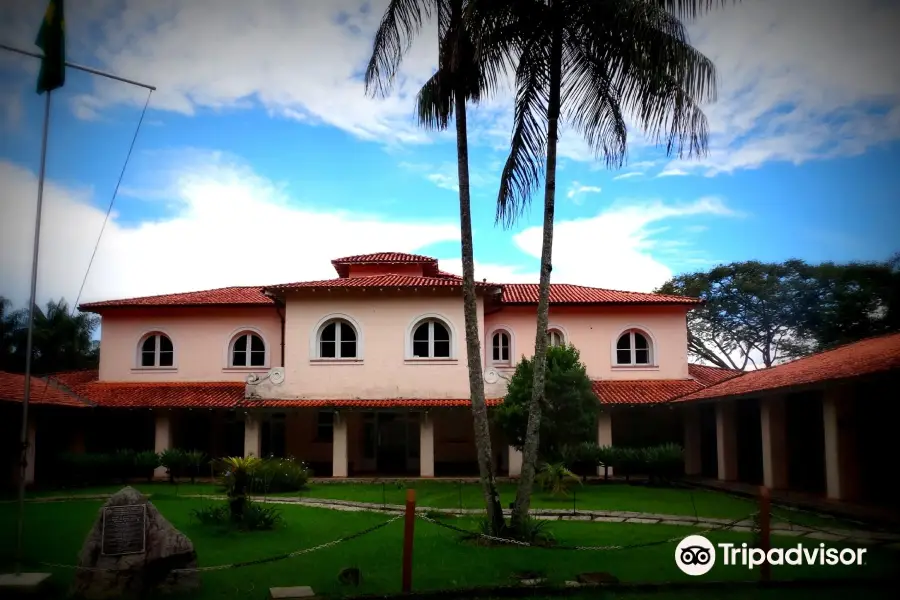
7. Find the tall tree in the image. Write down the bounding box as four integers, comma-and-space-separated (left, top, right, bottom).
656, 257, 900, 369
365, 0, 506, 533
0, 296, 22, 372
8, 298, 99, 375
491, 0, 727, 532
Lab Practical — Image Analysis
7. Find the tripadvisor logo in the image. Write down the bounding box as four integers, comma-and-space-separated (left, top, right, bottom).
675, 535, 867, 576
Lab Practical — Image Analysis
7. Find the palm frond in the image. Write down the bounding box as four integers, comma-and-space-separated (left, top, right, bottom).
561, 31, 628, 168
496, 35, 551, 229
576, 0, 716, 159
365, 0, 435, 98
649, 0, 738, 20
416, 71, 454, 130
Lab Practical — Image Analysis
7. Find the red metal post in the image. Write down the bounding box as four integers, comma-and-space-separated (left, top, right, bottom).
401, 488, 416, 593
759, 485, 771, 582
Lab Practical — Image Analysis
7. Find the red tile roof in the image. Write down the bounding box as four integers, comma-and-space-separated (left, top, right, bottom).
687, 363, 743, 387
0, 372, 93, 408
79, 286, 273, 311
501, 284, 700, 306
675, 332, 900, 402
592, 379, 704, 405
242, 398, 504, 408
266, 274, 499, 292
68, 379, 244, 408
332, 252, 440, 277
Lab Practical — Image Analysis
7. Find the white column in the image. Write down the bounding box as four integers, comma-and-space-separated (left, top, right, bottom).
683, 405, 702, 476
419, 412, 435, 477
823, 387, 857, 501
760, 395, 788, 489
243, 413, 261, 458
597, 411, 614, 476
24, 417, 37, 485
715, 402, 738, 481
154, 412, 172, 479
508, 446, 522, 477
333, 412, 348, 478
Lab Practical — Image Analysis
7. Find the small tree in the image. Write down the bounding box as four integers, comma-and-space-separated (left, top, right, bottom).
493, 344, 597, 464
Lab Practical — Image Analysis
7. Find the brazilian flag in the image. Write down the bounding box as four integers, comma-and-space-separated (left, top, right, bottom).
35, 0, 66, 94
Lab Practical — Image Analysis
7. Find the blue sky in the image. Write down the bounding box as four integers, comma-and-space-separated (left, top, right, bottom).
0, 0, 898, 307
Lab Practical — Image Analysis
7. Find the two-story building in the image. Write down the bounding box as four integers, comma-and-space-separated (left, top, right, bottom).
37, 252, 725, 479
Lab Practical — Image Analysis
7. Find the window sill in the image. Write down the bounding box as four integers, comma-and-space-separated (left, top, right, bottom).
223, 367, 270, 372
404, 358, 458, 365
131, 367, 178, 373
611, 365, 659, 371
309, 359, 364, 365
489, 363, 514, 370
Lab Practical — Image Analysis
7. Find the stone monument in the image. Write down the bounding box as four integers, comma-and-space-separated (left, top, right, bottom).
71, 486, 199, 599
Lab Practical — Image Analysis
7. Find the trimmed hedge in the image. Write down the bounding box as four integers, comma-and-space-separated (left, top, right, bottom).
569, 442, 684, 483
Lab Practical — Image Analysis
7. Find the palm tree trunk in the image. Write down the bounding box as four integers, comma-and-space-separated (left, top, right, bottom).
454, 86, 506, 535
510, 0, 563, 533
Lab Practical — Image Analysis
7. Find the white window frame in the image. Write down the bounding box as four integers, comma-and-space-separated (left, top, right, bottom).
136, 330, 176, 369
488, 327, 514, 366
612, 326, 657, 367
546, 324, 567, 347
309, 313, 364, 361
405, 313, 457, 361
226, 329, 269, 369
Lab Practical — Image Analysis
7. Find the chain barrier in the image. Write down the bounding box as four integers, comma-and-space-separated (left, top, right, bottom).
678, 481, 878, 531
417, 512, 754, 551
33, 514, 401, 574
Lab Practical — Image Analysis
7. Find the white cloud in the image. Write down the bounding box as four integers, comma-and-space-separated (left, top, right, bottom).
612, 172, 643, 181
2, 0, 895, 179
0, 157, 460, 307
657, 169, 689, 178
566, 181, 602, 204
510, 197, 740, 292
669, 0, 900, 175
1, 0, 440, 144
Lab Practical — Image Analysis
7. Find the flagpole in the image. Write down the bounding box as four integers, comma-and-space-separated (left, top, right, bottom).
14, 89, 53, 575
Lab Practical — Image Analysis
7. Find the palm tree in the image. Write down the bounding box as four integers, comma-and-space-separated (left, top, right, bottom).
10, 298, 99, 374
365, 0, 507, 533
0, 296, 22, 372
491, 0, 732, 532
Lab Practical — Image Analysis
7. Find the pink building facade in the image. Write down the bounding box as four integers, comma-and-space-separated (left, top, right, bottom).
66, 252, 714, 478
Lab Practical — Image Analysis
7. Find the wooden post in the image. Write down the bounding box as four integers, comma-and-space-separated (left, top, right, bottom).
759, 485, 771, 582
401, 488, 416, 593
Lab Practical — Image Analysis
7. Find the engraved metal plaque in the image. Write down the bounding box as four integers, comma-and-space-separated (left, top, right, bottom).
101, 504, 147, 556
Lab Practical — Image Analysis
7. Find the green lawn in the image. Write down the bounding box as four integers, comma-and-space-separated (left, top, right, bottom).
0, 497, 895, 599
18, 480, 861, 530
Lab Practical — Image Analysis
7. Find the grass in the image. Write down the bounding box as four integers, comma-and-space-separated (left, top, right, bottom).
13, 479, 871, 531
0, 496, 895, 599
22, 479, 859, 530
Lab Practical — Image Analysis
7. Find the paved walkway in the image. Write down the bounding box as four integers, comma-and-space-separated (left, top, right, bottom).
15, 492, 900, 549
183, 494, 900, 548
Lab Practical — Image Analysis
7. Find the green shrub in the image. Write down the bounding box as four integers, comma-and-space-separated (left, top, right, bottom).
159, 448, 188, 483
110, 449, 135, 483
190, 503, 229, 525
251, 457, 311, 493
184, 450, 207, 484
239, 501, 283, 530
535, 462, 581, 497
133, 451, 160, 482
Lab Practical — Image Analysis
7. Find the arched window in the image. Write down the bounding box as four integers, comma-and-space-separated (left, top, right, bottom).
412, 319, 451, 358
230, 332, 266, 367
491, 330, 511, 364
547, 328, 565, 347
616, 329, 652, 365
140, 333, 174, 367
318, 319, 358, 359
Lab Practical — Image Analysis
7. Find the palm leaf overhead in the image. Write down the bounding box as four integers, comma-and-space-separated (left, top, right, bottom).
494, 0, 723, 226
